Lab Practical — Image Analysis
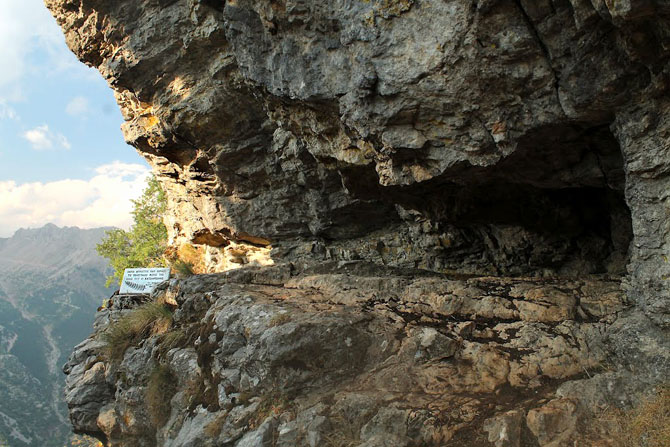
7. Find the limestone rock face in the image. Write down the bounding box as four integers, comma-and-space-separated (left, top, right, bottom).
46, 0, 670, 321
63, 263, 662, 447
46, 0, 670, 446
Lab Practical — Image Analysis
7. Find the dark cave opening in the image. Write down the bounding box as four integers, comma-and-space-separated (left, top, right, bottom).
351, 124, 635, 277
435, 124, 630, 276
423, 182, 633, 276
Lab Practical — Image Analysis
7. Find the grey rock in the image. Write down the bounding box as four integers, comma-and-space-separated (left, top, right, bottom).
59, 261, 668, 446
164, 406, 217, 447
45, 0, 670, 445
235, 417, 276, 447
483, 410, 524, 447
275, 420, 299, 447
45, 0, 665, 283
360, 407, 410, 445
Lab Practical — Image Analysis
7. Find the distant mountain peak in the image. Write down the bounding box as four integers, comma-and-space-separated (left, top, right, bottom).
11, 223, 116, 238
0, 224, 113, 275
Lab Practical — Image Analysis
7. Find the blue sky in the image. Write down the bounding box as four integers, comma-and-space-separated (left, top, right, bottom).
0, 0, 151, 237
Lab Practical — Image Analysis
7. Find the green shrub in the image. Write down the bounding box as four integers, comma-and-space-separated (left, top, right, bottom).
158, 328, 189, 355
146, 365, 178, 428
172, 259, 194, 277
101, 302, 173, 361
96, 176, 168, 287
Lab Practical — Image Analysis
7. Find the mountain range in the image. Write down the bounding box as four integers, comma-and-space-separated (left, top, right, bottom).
0, 224, 112, 447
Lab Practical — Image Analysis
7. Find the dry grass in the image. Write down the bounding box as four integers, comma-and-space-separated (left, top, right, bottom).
101, 302, 173, 362
146, 364, 178, 428
158, 328, 189, 354
248, 391, 290, 430
323, 410, 362, 447
183, 376, 220, 412
268, 313, 291, 327
203, 413, 228, 439
602, 386, 670, 447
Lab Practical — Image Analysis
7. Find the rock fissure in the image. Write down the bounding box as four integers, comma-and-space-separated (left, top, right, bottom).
513, 0, 561, 88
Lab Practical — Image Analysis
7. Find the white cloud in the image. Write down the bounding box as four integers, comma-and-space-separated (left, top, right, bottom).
22, 125, 71, 150
66, 96, 90, 116
56, 134, 72, 150
22, 125, 52, 149
0, 162, 151, 237
0, 101, 18, 120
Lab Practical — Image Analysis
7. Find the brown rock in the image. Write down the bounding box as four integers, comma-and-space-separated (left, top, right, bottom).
526, 399, 578, 447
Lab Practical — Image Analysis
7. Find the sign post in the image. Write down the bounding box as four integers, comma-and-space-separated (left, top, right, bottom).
119, 268, 171, 294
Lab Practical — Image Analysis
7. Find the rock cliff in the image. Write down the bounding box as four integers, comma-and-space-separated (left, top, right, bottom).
46, 0, 669, 446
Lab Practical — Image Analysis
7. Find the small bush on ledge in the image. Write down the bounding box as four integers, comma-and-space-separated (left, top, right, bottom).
101, 302, 173, 362
172, 259, 195, 277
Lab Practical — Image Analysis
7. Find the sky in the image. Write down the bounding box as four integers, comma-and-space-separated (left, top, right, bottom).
0, 0, 151, 237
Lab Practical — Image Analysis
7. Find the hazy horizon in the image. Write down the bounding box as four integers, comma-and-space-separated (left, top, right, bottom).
0, 222, 118, 239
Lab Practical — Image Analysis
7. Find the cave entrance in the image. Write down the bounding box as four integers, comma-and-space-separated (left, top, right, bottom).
395, 124, 633, 277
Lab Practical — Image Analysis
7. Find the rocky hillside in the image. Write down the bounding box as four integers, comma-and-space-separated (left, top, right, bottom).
46, 1, 669, 446
0, 224, 111, 446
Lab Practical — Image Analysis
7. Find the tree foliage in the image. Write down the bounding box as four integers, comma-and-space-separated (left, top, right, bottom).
97, 175, 168, 287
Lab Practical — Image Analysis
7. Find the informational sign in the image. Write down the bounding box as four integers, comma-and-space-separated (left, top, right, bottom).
119, 268, 171, 294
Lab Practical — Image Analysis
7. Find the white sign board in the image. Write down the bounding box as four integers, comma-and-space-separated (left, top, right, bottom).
120, 268, 170, 294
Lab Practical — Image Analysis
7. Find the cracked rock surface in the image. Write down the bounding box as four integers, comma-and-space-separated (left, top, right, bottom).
46, 0, 669, 321
46, 0, 670, 445
64, 263, 662, 446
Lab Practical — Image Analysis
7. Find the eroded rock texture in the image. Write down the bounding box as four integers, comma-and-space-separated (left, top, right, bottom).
47, 0, 670, 446
65, 263, 648, 447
